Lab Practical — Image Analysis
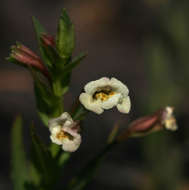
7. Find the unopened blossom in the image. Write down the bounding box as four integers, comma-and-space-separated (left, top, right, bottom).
48, 112, 81, 152
9, 43, 49, 78
41, 33, 55, 47
117, 106, 178, 141
79, 77, 131, 114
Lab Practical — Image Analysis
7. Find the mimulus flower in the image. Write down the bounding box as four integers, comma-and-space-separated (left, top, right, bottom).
79, 77, 131, 114
117, 106, 178, 141
48, 112, 81, 152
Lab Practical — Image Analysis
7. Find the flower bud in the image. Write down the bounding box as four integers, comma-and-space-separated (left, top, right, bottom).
15, 43, 40, 59
117, 106, 178, 141
10, 43, 49, 78
41, 34, 55, 47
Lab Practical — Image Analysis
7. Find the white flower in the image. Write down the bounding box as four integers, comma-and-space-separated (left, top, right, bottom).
79, 77, 131, 114
48, 112, 81, 152
161, 106, 178, 131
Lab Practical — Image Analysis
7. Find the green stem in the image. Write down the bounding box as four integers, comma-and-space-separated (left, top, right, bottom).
66, 141, 117, 190
71, 99, 89, 121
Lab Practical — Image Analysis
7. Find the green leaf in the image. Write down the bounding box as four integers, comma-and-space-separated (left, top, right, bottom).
52, 79, 68, 97
51, 52, 86, 97
49, 143, 71, 166
32, 16, 52, 67
55, 52, 86, 94
62, 52, 87, 76
56, 9, 75, 59
71, 52, 87, 64
40, 41, 62, 68
28, 162, 41, 187
11, 116, 29, 190
30, 125, 59, 188
30, 68, 63, 125
58, 152, 71, 166
49, 143, 61, 158
32, 17, 46, 43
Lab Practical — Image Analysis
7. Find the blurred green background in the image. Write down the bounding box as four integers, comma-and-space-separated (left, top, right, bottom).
0, 0, 188, 189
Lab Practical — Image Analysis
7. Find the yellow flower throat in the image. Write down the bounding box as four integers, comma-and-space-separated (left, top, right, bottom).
164, 116, 176, 128
93, 86, 115, 101
56, 130, 74, 141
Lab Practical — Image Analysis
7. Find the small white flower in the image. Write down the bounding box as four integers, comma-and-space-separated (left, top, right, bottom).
79, 77, 131, 114
161, 106, 178, 131
48, 112, 81, 152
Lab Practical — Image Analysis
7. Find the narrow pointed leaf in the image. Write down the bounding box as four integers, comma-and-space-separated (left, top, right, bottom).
32, 17, 52, 67
11, 116, 29, 190
49, 143, 61, 158
51, 52, 86, 97
40, 38, 63, 69
58, 152, 71, 166
28, 162, 41, 187
56, 9, 75, 59
71, 52, 87, 65
49, 144, 71, 166
61, 52, 87, 78
30, 125, 59, 188
32, 17, 46, 43
30, 68, 63, 125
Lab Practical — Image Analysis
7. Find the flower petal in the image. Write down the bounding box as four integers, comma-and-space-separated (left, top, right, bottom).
48, 112, 73, 129
79, 93, 104, 114
101, 93, 121, 109
59, 112, 73, 123
117, 96, 131, 113
84, 77, 110, 95
50, 135, 63, 145
62, 137, 81, 152
48, 117, 61, 129
162, 107, 178, 131
110, 77, 129, 96
61, 128, 81, 152
50, 126, 63, 145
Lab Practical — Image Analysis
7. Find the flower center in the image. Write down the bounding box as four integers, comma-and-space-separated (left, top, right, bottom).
93, 86, 115, 101
56, 130, 74, 141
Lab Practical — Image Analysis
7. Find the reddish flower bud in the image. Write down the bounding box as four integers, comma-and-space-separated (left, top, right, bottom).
16, 44, 40, 60
117, 106, 177, 141
41, 34, 55, 47
10, 43, 49, 79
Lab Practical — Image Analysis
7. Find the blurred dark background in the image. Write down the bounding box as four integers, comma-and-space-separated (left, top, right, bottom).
1, 0, 189, 189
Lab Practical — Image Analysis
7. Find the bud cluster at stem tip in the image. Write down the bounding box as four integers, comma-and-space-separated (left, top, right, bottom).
9, 43, 49, 78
